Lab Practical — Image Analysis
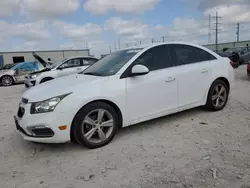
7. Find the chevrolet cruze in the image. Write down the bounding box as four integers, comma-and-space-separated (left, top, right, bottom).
14, 42, 235, 149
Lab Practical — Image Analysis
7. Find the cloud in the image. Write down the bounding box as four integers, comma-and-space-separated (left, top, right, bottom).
105, 17, 150, 40
83, 0, 159, 14
53, 21, 102, 39
0, 0, 20, 17
21, 0, 80, 18
0, 20, 51, 41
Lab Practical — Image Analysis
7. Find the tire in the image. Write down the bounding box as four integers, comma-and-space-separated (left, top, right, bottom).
1, 75, 14, 86
205, 79, 229, 111
40, 77, 53, 84
72, 102, 119, 149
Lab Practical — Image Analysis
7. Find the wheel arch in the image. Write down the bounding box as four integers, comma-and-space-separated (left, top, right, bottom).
214, 77, 230, 92
0, 74, 14, 82
70, 99, 123, 140
40, 76, 54, 83
204, 77, 230, 103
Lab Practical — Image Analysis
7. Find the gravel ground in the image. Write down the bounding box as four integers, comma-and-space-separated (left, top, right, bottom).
0, 65, 250, 188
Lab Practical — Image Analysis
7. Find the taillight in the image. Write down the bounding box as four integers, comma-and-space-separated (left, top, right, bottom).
229, 60, 236, 69
247, 63, 250, 69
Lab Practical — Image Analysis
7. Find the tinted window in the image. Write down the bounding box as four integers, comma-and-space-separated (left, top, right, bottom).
133, 45, 173, 71
172, 44, 216, 66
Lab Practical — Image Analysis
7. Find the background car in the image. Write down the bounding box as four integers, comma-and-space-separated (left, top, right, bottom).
0, 61, 44, 86
15, 42, 234, 149
247, 61, 250, 77
0, 64, 17, 70
24, 55, 99, 88
219, 46, 250, 66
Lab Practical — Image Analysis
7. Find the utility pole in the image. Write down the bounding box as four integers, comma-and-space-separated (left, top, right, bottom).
114, 40, 116, 51
161, 36, 166, 42
236, 23, 240, 42
118, 38, 121, 50
213, 12, 221, 53
208, 14, 211, 44
152, 38, 154, 43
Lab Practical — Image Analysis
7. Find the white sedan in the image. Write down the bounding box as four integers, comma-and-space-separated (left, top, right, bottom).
24, 54, 98, 88
14, 42, 235, 149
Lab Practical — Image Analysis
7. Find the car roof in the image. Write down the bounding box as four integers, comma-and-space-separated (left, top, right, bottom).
119, 42, 210, 51
67, 56, 98, 59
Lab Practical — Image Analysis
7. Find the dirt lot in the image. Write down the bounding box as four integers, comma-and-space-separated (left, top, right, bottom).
0, 65, 250, 188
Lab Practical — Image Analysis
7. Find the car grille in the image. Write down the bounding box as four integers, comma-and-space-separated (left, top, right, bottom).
17, 107, 25, 118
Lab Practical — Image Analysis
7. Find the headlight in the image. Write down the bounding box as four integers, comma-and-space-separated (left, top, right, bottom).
30, 74, 39, 79
30, 93, 72, 114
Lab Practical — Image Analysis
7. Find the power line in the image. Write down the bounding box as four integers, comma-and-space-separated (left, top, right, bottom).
213, 12, 221, 53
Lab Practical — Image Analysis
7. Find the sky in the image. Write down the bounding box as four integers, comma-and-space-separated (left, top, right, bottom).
0, 0, 250, 57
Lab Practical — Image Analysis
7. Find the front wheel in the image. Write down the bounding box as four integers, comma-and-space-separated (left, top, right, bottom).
205, 80, 229, 111
1, 75, 14, 86
72, 102, 119, 149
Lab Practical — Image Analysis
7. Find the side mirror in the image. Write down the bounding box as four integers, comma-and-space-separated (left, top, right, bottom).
131, 64, 149, 76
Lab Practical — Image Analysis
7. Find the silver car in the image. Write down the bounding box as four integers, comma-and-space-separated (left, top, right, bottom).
0, 61, 45, 86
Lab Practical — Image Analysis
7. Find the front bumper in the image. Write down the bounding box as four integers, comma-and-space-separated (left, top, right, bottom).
24, 79, 36, 88
14, 103, 72, 143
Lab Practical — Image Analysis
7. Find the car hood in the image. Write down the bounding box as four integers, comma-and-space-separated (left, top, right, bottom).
22, 74, 109, 102
33, 53, 50, 67
29, 68, 51, 75
0, 69, 14, 76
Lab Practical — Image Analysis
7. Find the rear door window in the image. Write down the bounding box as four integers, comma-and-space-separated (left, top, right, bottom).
171, 44, 216, 66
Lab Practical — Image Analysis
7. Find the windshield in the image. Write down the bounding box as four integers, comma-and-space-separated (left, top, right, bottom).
48, 60, 63, 69
82, 49, 142, 76
225, 47, 242, 53
1, 64, 15, 70
11, 63, 24, 70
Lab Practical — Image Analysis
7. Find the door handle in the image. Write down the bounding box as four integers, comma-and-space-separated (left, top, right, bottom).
201, 69, 208, 73
76, 68, 82, 70
165, 77, 176, 82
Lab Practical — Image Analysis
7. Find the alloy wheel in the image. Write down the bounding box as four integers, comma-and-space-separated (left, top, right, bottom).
81, 109, 114, 143
2, 76, 13, 86
212, 84, 227, 108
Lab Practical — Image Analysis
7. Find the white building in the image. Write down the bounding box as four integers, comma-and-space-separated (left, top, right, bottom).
0, 49, 90, 67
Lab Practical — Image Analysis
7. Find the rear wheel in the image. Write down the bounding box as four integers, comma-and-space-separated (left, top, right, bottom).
72, 102, 119, 149
205, 80, 229, 111
1, 75, 13, 86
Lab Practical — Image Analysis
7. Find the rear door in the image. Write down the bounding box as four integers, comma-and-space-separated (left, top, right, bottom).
170, 44, 216, 107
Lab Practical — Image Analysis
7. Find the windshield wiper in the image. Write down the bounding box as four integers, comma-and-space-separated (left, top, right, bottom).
83, 72, 104, 76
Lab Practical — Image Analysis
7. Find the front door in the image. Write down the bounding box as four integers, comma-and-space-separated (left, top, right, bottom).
170, 44, 215, 106
125, 45, 178, 123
